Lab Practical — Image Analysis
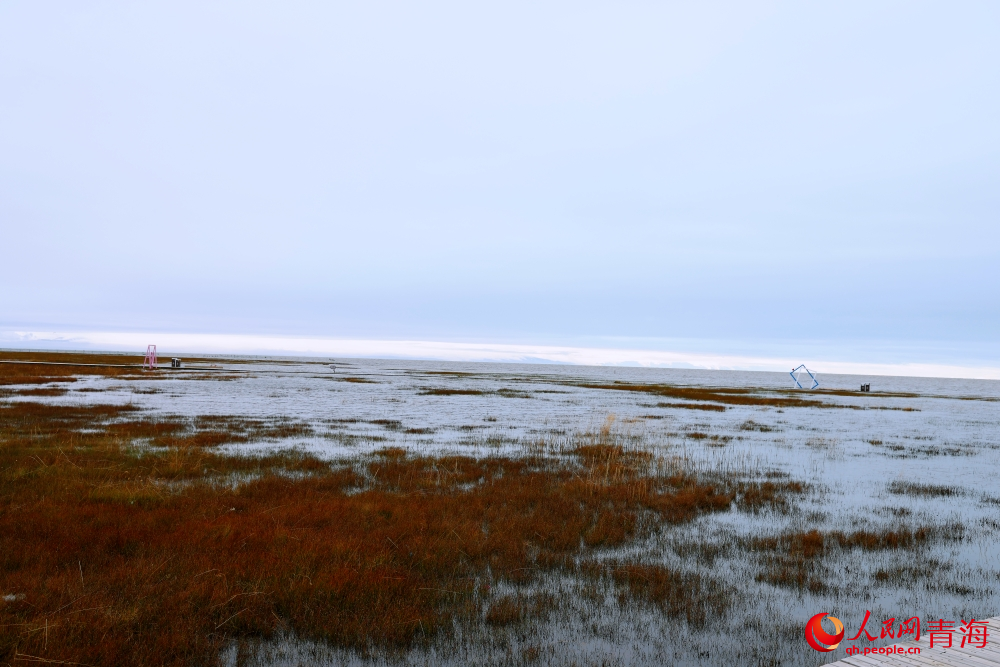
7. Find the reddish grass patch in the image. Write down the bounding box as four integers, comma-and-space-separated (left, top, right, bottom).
419, 388, 486, 396
604, 564, 730, 627
0, 352, 144, 387
811, 388, 920, 398
577, 382, 836, 408
0, 394, 741, 665
484, 593, 556, 626
8, 386, 69, 397
656, 402, 726, 412
0, 351, 237, 386
736, 480, 805, 513
747, 525, 958, 592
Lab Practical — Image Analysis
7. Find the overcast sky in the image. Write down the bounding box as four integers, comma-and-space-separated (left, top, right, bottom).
2, 2, 998, 369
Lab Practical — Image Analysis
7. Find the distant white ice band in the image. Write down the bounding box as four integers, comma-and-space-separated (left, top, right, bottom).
2, 331, 999, 381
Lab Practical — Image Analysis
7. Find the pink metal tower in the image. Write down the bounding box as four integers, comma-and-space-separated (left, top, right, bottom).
143, 345, 158, 370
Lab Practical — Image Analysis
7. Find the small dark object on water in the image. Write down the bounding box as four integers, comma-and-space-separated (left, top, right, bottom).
860, 383, 870, 392
171, 358, 182, 369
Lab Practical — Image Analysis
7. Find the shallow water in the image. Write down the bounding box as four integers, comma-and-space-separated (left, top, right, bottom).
15, 357, 1000, 665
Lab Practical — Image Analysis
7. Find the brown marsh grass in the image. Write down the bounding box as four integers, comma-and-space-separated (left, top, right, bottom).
419, 388, 531, 398
0, 351, 238, 386
888, 480, 961, 497
0, 381, 775, 665
0, 351, 145, 385
603, 565, 730, 628
419, 388, 488, 396
809, 388, 920, 398
739, 420, 775, 432
580, 382, 921, 412
6, 387, 69, 397
656, 401, 726, 412
735, 481, 805, 513
575, 382, 835, 409
495, 388, 532, 399
746, 525, 961, 592
484, 593, 557, 627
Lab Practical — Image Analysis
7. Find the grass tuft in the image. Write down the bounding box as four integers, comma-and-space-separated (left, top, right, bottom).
888, 480, 960, 497
419, 388, 487, 396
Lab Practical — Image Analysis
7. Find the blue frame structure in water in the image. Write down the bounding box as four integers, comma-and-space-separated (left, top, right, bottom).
790, 364, 819, 389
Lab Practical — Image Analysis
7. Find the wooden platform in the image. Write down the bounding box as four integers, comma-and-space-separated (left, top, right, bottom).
828, 616, 1000, 666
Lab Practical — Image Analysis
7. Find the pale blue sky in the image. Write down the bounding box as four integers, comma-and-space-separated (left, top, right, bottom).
2, 2, 998, 368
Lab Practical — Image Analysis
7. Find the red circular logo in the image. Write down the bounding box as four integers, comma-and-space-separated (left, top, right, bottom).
805, 613, 845, 652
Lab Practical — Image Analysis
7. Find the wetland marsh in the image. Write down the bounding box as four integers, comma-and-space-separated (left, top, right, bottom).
1, 351, 998, 666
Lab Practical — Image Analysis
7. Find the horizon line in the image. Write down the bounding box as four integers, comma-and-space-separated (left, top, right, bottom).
2, 330, 999, 381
